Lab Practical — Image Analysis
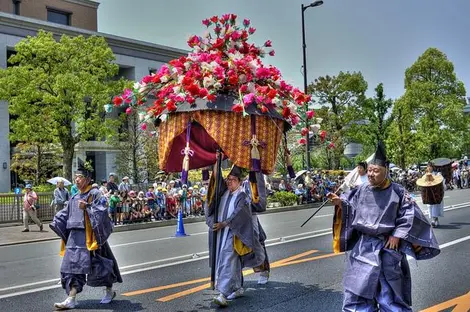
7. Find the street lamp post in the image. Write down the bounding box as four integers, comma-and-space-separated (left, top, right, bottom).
301, 0, 323, 171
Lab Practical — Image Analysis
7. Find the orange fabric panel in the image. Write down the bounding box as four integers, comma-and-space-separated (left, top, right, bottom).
158, 111, 285, 174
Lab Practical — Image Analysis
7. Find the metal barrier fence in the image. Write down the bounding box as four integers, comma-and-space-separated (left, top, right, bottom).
0, 192, 55, 224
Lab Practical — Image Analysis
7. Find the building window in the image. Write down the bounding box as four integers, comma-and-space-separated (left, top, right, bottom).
47, 9, 71, 26
12, 0, 20, 15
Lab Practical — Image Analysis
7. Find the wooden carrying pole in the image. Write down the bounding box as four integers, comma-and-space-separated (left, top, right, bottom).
210, 149, 223, 290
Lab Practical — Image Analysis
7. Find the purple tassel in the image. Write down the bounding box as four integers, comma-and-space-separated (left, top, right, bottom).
252, 158, 261, 172
287, 165, 295, 179
181, 169, 188, 185
202, 169, 210, 181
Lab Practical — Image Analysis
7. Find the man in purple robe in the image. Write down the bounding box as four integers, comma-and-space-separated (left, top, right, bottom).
329, 141, 440, 312
206, 164, 265, 307
50, 159, 122, 310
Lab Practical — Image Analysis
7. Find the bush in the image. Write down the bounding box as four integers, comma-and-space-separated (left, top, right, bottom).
270, 191, 298, 207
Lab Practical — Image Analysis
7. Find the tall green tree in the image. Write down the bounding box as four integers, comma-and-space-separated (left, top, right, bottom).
386, 97, 417, 168
307, 71, 368, 169
111, 111, 159, 185
0, 30, 125, 180
402, 47, 466, 161
349, 83, 394, 156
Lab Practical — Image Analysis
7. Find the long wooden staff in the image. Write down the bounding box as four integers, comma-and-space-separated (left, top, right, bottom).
210, 149, 223, 290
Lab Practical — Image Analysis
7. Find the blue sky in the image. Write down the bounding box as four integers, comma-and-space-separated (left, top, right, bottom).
96, 0, 470, 100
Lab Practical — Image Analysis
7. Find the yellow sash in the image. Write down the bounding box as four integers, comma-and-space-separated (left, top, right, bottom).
332, 206, 342, 254
233, 235, 252, 256
59, 186, 98, 256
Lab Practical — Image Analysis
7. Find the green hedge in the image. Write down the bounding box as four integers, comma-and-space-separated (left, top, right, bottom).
269, 191, 298, 207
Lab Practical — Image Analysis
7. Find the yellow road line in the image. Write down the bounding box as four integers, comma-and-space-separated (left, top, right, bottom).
123, 277, 211, 296
124, 249, 343, 303
420, 291, 470, 312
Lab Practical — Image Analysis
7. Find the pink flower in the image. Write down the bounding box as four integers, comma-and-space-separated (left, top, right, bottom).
269, 50, 275, 56
243, 93, 255, 106
328, 142, 335, 149
202, 19, 210, 27
243, 19, 250, 27
125, 107, 132, 115
306, 110, 315, 119
291, 115, 300, 126
222, 14, 231, 22
141, 123, 147, 131
301, 128, 308, 136
248, 27, 256, 34
123, 89, 133, 103
264, 40, 272, 47
231, 31, 242, 40
187, 35, 200, 48
255, 67, 271, 79
141, 75, 152, 84
298, 138, 307, 145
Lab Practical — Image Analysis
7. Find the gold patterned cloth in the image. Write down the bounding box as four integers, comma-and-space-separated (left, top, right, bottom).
158, 111, 285, 174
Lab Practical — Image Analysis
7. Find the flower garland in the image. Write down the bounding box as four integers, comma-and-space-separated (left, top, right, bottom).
113, 14, 315, 128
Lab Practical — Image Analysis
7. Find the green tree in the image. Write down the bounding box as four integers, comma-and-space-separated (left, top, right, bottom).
307, 72, 368, 169
111, 111, 159, 185
402, 48, 466, 161
386, 97, 417, 168
349, 83, 394, 155
0, 30, 125, 180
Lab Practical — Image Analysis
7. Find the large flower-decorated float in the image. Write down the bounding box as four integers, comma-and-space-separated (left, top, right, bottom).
113, 14, 315, 181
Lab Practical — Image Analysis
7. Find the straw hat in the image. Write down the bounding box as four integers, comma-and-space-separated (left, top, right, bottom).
416, 173, 443, 187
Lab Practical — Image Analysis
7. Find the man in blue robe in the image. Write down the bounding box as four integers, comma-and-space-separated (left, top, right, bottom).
50, 160, 122, 310
206, 164, 265, 307
330, 141, 440, 312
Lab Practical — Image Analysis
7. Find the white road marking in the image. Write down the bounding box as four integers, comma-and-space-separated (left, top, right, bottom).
0, 202, 469, 299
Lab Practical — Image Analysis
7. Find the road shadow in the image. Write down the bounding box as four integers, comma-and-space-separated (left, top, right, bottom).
186, 281, 344, 312
53, 299, 144, 312
435, 222, 470, 230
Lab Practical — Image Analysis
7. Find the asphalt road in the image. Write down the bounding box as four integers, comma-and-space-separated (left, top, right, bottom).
0, 188, 469, 311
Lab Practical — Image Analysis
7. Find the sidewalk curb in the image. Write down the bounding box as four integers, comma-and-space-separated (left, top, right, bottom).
0, 202, 326, 247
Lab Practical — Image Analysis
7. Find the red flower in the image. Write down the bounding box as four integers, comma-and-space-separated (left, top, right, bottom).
248, 27, 256, 34
151, 75, 161, 84
187, 35, 200, 48
260, 105, 268, 113
210, 16, 219, 23
298, 138, 307, 145
306, 110, 315, 119
125, 107, 132, 115
301, 128, 308, 136
243, 19, 250, 27
228, 75, 238, 85
269, 50, 275, 56
267, 89, 277, 99
264, 40, 272, 47
166, 100, 177, 112
214, 26, 222, 34
202, 19, 210, 27
328, 142, 335, 149
199, 88, 209, 97
113, 96, 123, 106
230, 14, 237, 22
186, 84, 200, 96
207, 94, 216, 102
282, 107, 291, 118
232, 103, 244, 113
141, 123, 147, 131
186, 95, 196, 104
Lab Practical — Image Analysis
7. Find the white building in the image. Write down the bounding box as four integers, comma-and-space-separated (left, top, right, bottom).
0, 0, 187, 191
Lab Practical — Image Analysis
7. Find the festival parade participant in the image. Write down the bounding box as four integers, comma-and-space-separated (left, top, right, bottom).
242, 171, 270, 284
418, 162, 446, 227
50, 160, 122, 310
330, 141, 440, 311
205, 162, 265, 307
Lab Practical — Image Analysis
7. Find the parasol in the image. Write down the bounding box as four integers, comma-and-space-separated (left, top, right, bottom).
113, 14, 316, 290
47, 177, 72, 186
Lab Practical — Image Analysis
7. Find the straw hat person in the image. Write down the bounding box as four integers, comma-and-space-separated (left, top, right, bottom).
416, 168, 445, 228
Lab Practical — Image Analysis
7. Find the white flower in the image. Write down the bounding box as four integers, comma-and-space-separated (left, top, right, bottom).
238, 74, 247, 84
133, 82, 142, 90
213, 82, 222, 89
247, 82, 256, 93
161, 76, 169, 83
173, 86, 181, 94
203, 76, 216, 88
